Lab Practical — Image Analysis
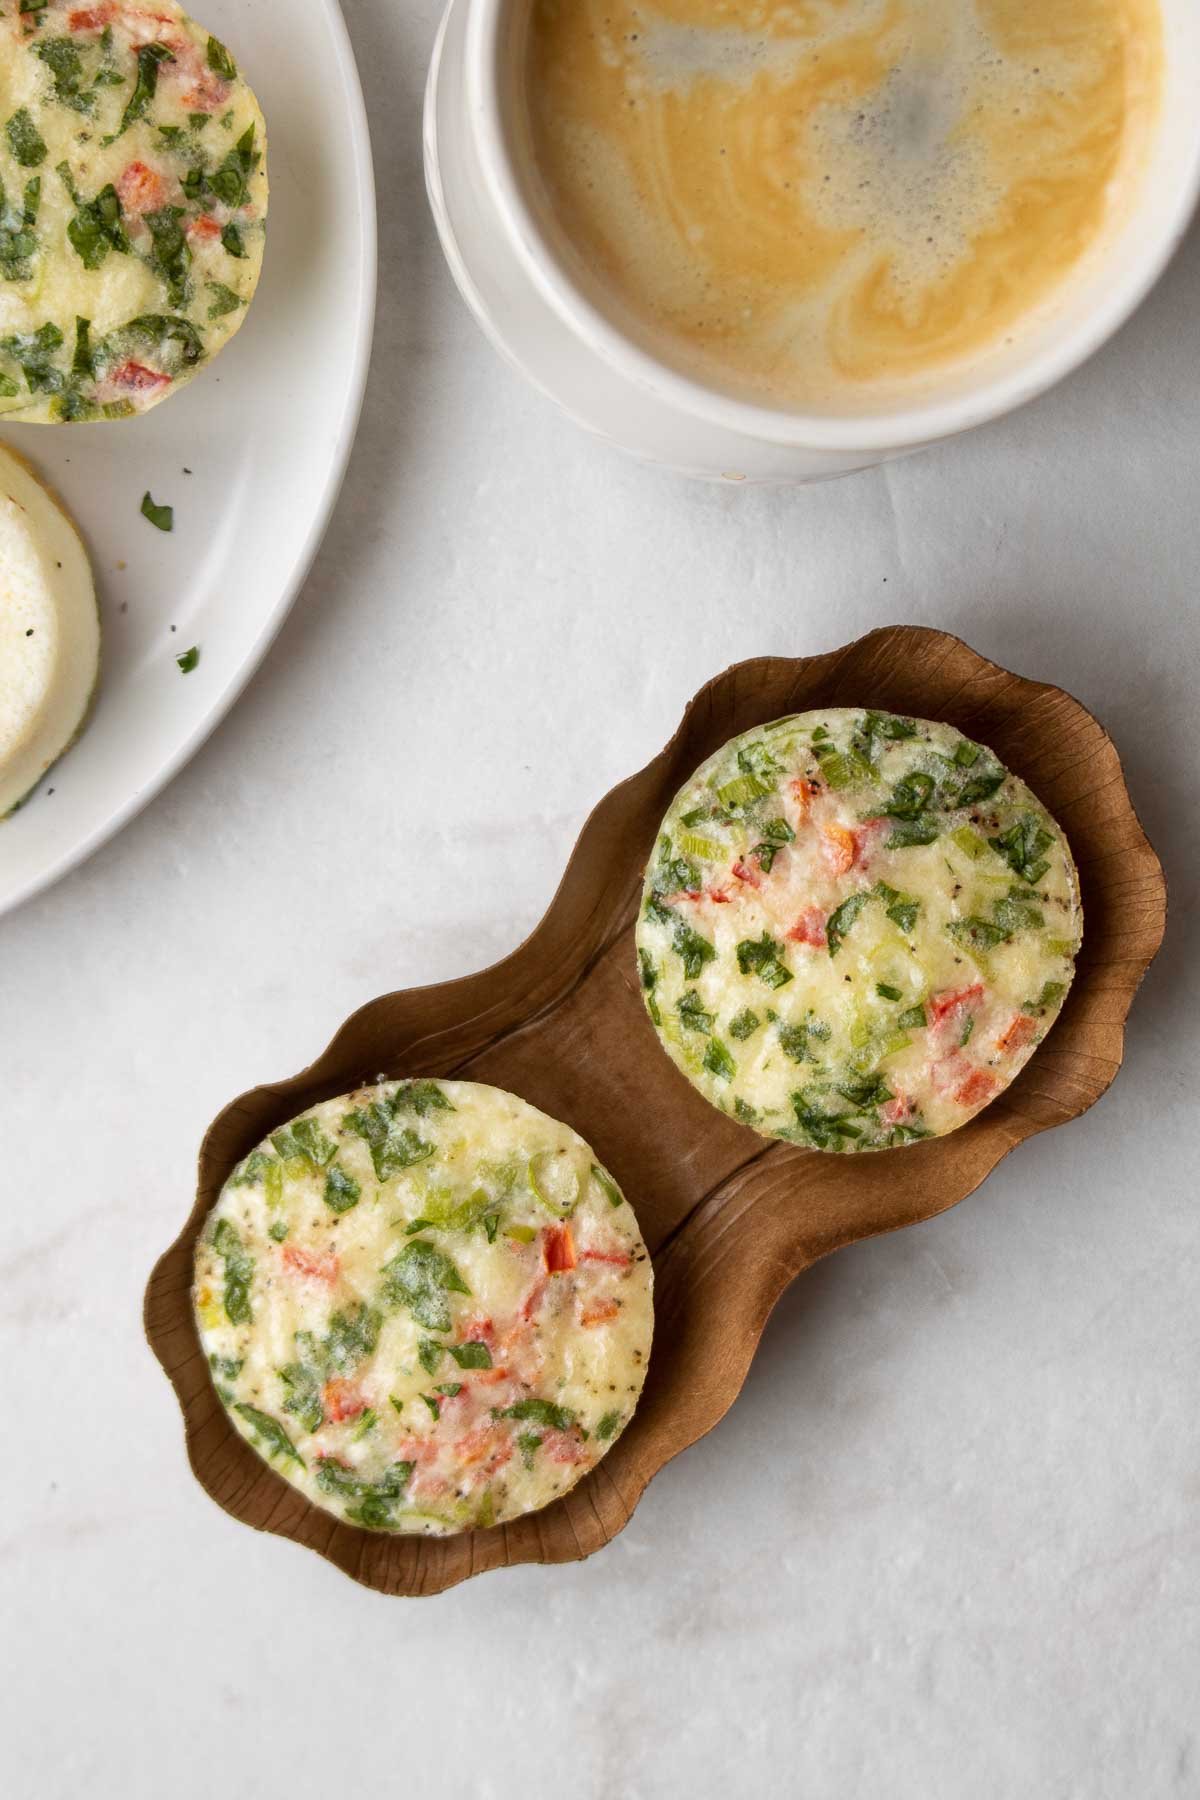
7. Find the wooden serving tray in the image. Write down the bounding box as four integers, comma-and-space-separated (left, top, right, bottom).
145, 626, 1166, 1596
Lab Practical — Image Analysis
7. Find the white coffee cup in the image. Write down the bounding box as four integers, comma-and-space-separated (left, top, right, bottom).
425, 0, 1200, 484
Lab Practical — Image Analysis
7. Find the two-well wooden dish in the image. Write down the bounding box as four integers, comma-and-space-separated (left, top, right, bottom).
145, 626, 1166, 1596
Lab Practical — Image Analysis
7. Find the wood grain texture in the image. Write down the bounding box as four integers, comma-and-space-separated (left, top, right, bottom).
144, 626, 1166, 1595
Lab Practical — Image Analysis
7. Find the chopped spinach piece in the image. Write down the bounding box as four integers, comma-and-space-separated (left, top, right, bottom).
323, 1164, 361, 1214
728, 1007, 760, 1041
220, 220, 247, 258
342, 1097, 434, 1181
6, 109, 46, 168
278, 1360, 323, 1434
176, 646, 199, 675
144, 205, 191, 305
595, 1410, 622, 1441
898, 1004, 927, 1031
448, 1340, 493, 1370
0, 183, 36, 282
315, 1457, 413, 1527
211, 1217, 254, 1325
885, 818, 941, 850
229, 1150, 275, 1188
500, 1399, 575, 1432
671, 919, 716, 980
947, 916, 1009, 954
836, 1073, 892, 1110
992, 890, 1044, 934
956, 765, 1006, 807
392, 1079, 455, 1118
233, 1404, 303, 1465
100, 312, 203, 372
206, 279, 243, 320
0, 322, 63, 392
678, 990, 713, 1034
141, 491, 173, 532
301, 1304, 382, 1378
207, 35, 238, 80
876, 983, 903, 1002
33, 38, 94, 113
59, 164, 129, 269
517, 1431, 542, 1467
271, 1116, 337, 1168
115, 42, 175, 140
777, 1020, 819, 1063
736, 933, 792, 988
790, 1095, 863, 1149
703, 1037, 735, 1081
884, 770, 935, 821
988, 814, 1055, 886
381, 1240, 470, 1332
826, 892, 870, 956
418, 1338, 442, 1375
211, 124, 260, 205
875, 883, 920, 933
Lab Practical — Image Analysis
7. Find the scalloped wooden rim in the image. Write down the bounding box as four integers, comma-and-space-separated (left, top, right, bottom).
145, 626, 1166, 1596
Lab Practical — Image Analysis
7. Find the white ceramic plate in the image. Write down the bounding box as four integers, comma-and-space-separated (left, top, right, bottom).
0, 0, 376, 917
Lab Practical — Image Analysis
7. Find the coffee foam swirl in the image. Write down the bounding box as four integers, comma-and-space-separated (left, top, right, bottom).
526, 0, 1162, 410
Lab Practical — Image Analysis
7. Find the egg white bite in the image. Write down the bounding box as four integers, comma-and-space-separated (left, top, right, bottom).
0, 1, 267, 422
636, 708, 1081, 1151
194, 1081, 654, 1535
0, 442, 98, 815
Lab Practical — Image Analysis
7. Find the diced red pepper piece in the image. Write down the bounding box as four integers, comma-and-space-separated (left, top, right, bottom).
519, 1276, 548, 1322
731, 859, 762, 890
188, 213, 222, 241
581, 1299, 620, 1327
69, 5, 116, 29
929, 983, 986, 1025
579, 1248, 632, 1267
117, 160, 167, 215
787, 906, 827, 947
820, 823, 857, 876
543, 1225, 576, 1274
953, 1067, 998, 1108
996, 1013, 1038, 1054
281, 1243, 340, 1284
543, 1429, 588, 1466
321, 1378, 367, 1423
111, 360, 171, 393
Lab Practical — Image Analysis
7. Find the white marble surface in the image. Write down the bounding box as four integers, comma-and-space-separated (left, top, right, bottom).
5, 4, 1200, 1795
